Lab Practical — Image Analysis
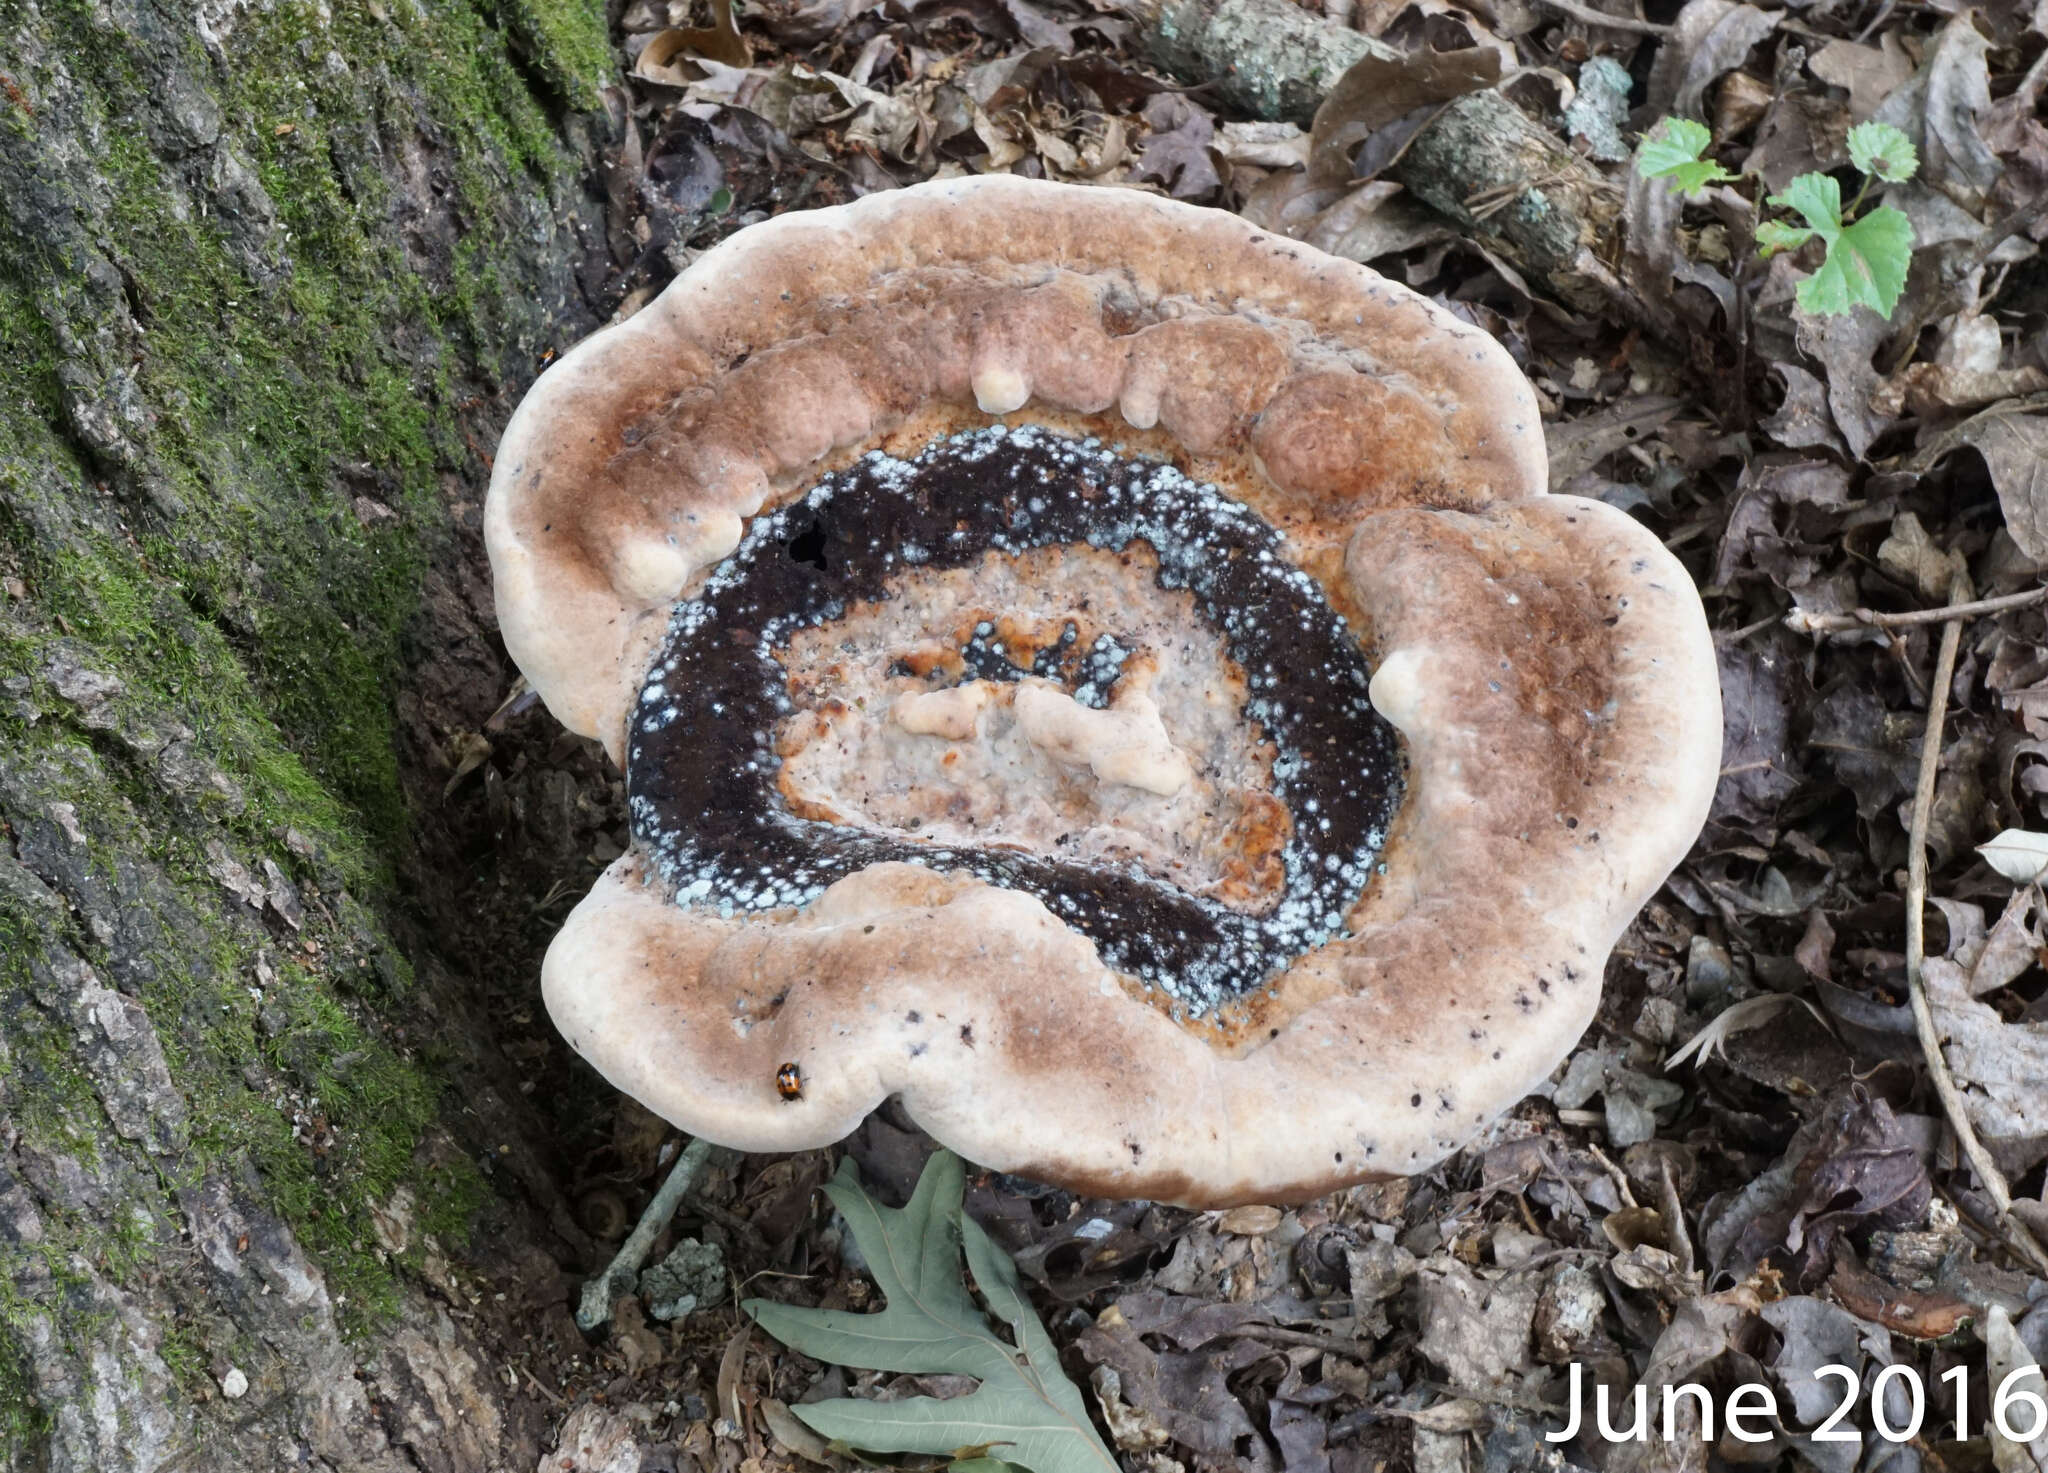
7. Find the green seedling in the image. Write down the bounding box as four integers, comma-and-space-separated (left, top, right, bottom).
1636, 116, 1921, 318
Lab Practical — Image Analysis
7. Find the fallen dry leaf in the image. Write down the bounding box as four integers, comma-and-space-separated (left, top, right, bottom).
1877, 509, 1968, 601
1986, 1303, 2048, 1473
1216, 1204, 1283, 1236
1305, 46, 1500, 187
1415, 1260, 1540, 1392
1132, 92, 1219, 199
1808, 35, 1914, 122
1911, 401, 2048, 563
1827, 1250, 1973, 1339
1874, 362, 2048, 420
1644, 0, 1777, 120
1979, 830, 2048, 886
1924, 959, 2048, 1173
1211, 120, 1308, 171
1872, 13, 2003, 212
1792, 301, 1897, 461
1296, 180, 1450, 264
635, 0, 752, 80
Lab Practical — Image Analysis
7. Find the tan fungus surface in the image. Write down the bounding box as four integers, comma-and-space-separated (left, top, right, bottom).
487, 176, 1718, 1204
772, 542, 1289, 910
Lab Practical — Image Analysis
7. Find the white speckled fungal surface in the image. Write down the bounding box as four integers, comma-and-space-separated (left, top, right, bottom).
486, 176, 1720, 1205
626, 427, 1399, 1014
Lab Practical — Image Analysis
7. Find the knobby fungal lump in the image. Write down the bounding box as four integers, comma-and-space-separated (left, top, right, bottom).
486, 176, 1719, 1207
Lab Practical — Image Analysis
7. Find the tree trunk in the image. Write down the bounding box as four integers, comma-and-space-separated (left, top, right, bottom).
0, 4, 626, 1470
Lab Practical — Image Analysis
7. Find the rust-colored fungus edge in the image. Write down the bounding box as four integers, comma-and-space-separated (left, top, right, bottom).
485, 176, 1719, 1206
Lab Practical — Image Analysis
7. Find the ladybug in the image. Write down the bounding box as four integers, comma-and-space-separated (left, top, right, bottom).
776, 1062, 804, 1101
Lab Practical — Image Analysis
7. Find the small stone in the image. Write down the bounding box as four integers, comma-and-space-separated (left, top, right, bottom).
1561, 56, 1634, 162
1685, 934, 1737, 1005
539, 1402, 645, 1473
1633, 996, 1681, 1047
1534, 1262, 1609, 1363
639, 1237, 726, 1321
204, 840, 267, 909
219, 1367, 248, 1399
261, 859, 304, 930
369, 1185, 414, 1255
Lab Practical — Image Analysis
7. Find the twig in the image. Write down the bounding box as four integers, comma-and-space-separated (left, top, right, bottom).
1714, 612, 1783, 646
1852, 0, 1895, 42
522, 1364, 567, 1405
1657, 1157, 1695, 1279
683, 1191, 773, 1259
1586, 1142, 1638, 1209
1525, 0, 1671, 34
1465, 168, 1621, 220
576, 1136, 718, 1330
1902, 579, 2048, 1279
1414, 1378, 1569, 1418
1243, 1323, 1380, 1354
1787, 583, 2048, 635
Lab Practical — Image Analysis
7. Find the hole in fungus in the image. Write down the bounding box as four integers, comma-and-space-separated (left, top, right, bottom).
626, 426, 1405, 1014
784, 507, 831, 570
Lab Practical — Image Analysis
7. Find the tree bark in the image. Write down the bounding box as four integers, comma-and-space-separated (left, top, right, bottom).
0, 4, 622, 1470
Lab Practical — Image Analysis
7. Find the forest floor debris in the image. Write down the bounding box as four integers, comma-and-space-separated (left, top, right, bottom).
444, 0, 2048, 1468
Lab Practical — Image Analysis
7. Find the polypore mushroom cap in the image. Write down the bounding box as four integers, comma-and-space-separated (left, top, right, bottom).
487, 176, 1718, 1206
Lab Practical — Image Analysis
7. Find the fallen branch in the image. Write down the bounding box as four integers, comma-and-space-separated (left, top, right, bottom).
1902, 579, 2048, 1279
1787, 583, 2048, 636
576, 1136, 719, 1330
1525, 0, 1671, 36
1130, 1, 1623, 313
1397, 92, 1622, 315
1135, 0, 1395, 126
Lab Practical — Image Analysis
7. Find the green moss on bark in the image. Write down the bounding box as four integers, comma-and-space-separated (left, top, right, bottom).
0, 0, 610, 1368
13, 0, 600, 842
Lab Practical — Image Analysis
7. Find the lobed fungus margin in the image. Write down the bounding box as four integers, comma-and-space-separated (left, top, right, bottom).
486, 176, 1719, 1205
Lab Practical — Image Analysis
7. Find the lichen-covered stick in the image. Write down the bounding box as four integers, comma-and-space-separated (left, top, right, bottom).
487, 176, 1719, 1206
576, 1135, 717, 1330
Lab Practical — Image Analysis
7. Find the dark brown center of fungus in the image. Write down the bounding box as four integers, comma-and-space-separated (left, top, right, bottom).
627, 425, 1404, 1012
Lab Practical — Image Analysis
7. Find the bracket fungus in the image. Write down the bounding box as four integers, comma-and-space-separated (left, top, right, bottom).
486, 176, 1719, 1206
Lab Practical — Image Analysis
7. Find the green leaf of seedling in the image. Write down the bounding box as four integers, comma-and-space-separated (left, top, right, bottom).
1759, 171, 1914, 316
1754, 219, 1817, 256
743, 1152, 1118, 1473
1769, 172, 1844, 234
1763, 173, 1914, 313
1797, 204, 1915, 317
1636, 116, 1709, 169
1635, 117, 1735, 196
1846, 120, 1919, 183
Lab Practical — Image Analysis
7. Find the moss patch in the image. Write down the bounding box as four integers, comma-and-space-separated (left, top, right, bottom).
8, 0, 606, 842
0, 0, 608, 1350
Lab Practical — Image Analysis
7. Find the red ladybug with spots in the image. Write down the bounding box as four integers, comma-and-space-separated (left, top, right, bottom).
776, 1062, 804, 1101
